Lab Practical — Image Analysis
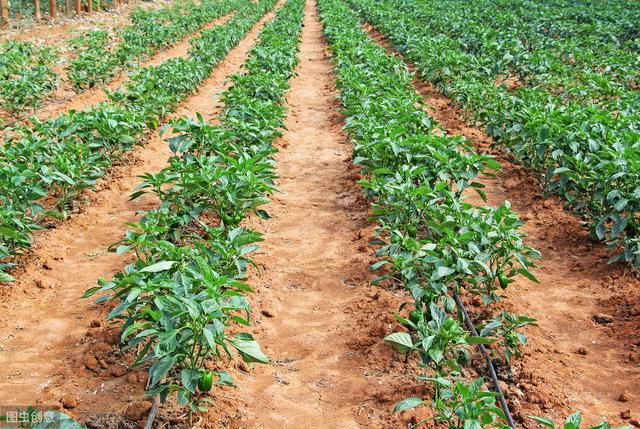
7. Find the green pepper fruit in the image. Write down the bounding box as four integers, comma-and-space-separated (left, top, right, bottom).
198, 370, 213, 392
498, 272, 510, 289
408, 309, 421, 325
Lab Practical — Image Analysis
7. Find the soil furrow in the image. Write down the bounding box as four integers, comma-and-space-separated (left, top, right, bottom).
362, 22, 640, 426
0, 3, 284, 418
212, 2, 415, 427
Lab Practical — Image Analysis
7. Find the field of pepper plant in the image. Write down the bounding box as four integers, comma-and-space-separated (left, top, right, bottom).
0, 0, 639, 427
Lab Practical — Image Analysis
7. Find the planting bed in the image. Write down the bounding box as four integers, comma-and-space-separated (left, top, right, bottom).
0, 0, 638, 427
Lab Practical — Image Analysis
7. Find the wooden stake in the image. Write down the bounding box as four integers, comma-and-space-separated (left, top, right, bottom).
75, 0, 80, 15
34, 0, 41, 20
65, 0, 71, 16
1, 0, 9, 26
87, 0, 92, 13
49, 0, 56, 18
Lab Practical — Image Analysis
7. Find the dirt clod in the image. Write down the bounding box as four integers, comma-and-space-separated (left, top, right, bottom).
261, 308, 277, 318
622, 410, 632, 420
619, 392, 630, 402
576, 347, 588, 355
109, 364, 127, 377
84, 354, 99, 371
593, 313, 614, 324
61, 394, 77, 409
125, 401, 152, 421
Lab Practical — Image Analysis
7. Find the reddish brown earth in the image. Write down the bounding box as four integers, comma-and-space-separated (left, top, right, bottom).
0, 3, 284, 424
363, 22, 640, 428
206, 3, 423, 427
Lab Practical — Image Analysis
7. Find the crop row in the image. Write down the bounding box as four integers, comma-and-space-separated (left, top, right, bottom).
349, 0, 640, 268
0, 0, 276, 282
0, 40, 58, 119
400, 0, 639, 96
318, 0, 541, 425
68, 0, 240, 91
85, 0, 305, 414
0, 0, 239, 119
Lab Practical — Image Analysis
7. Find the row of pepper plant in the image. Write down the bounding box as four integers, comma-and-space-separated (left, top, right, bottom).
85, 0, 305, 415
0, 0, 276, 282
318, 0, 543, 426
0, 40, 59, 119
0, 0, 239, 120
68, 0, 240, 91
348, 0, 640, 268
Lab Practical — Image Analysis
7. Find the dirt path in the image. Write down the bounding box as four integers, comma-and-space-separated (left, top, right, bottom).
0, 3, 283, 420
362, 25, 640, 427
210, 2, 417, 428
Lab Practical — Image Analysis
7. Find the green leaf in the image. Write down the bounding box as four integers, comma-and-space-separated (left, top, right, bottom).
229, 335, 269, 364
214, 371, 234, 386
0, 271, 16, 282
466, 336, 496, 345
0, 226, 18, 238
180, 368, 201, 394
528, 416, 556, 429
140, 260, 177, 273
436, 266, 455, 278
370, 260, 388, 270
393, 397, 424, 413
383, 332, 414, 355
516, 268, 539, 283
149, 355, 177, 387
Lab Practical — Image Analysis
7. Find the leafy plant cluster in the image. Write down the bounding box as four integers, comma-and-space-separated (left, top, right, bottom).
85, 0, 304, 413
0, 40, 59, 118
318, 0, 541, 426
0, 0, 277, 282
349, 0, 640, 267
67, 0, 241, 91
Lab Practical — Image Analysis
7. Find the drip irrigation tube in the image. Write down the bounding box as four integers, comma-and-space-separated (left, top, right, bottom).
453, 290, 516, 429
143, 397, 159, 429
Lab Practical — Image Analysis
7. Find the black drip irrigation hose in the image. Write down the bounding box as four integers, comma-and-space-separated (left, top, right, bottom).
143, 397, 159, 429
452, 291, 516, 429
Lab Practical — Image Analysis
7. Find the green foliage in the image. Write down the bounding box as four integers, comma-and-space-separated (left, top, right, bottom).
0, 0, 277, 282
0, 40, 59, 117
350, 0, 640, 268
529, 412, 631, 429
85, 0, 305, 413
318, 0, 540, 425
67, 0, 241, 91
